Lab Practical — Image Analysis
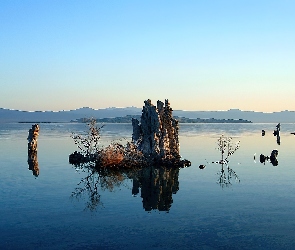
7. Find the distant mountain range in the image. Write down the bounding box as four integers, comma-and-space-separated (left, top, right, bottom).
1, 107, 295, 123
76, 115, 251, 124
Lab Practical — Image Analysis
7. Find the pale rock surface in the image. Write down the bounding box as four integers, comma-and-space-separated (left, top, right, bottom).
132, 99, 180, 160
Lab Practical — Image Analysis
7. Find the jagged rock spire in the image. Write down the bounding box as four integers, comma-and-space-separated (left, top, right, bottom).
132, 99, 180, 160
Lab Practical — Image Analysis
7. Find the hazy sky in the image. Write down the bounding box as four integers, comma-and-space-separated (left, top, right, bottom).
1, 0, 294, 112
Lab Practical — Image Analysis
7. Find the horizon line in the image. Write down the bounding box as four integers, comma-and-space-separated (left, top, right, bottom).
0, 107, 294, 114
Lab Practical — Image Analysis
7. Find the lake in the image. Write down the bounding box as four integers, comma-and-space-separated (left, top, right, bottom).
1, 122, 295, 249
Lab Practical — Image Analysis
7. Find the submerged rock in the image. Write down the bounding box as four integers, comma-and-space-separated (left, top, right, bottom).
69, 151, 87, 164
259, 150, 279, 166
270, 149, 279, 166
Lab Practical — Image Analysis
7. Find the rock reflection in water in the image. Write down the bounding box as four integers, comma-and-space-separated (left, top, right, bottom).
71, 164, 180, 212
71, 162, 134, 211
133, 166, 179, 212
27, 151, 39, 177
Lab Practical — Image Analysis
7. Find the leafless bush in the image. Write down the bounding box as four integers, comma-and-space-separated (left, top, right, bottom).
217, 135, 240, 165
70, 118, 146, 168
71, 118, 103, 157
99, 143, 125, 167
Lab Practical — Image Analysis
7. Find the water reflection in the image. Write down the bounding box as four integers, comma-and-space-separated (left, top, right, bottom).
71, 163, 181, 212
133, 166, 179, 212
217, 161, 240, 187
71, 166, 103, 211
27, 151, 39, 177
200, 160, 240, 187
200, 135, 241, 187
276, 134, 281, 145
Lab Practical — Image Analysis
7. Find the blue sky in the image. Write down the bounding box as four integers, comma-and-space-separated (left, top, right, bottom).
0, 0, 294, 112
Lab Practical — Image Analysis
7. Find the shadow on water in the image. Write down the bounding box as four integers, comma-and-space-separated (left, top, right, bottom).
70, 163, 182, 212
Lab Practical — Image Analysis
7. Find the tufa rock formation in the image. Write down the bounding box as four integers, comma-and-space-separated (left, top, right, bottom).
69, 99, 190, 168
132, 99, 180, 161
28, 124, 39, 153
27, 124, 40, 177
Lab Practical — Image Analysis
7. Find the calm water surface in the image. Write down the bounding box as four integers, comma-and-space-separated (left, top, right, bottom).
1, 123, 295, 249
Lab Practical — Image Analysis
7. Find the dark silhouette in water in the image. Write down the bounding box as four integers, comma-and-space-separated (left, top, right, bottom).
259, 150, 279, 166
199, 164, 206, 169
273, 123, 280, 145
262, 124, 280, 144
273, 123, 280, 136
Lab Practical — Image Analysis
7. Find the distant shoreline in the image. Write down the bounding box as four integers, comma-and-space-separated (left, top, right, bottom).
17, 117, 252, 124
72, 116, 252, 124
18, 121, 61, 124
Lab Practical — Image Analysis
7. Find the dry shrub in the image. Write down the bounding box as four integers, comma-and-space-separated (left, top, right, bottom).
71, 118, 102, 156
99, 144, 124, 167
70, 119, 147, 168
